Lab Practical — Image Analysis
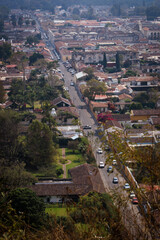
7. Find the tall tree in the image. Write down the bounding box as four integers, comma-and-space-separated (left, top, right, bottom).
116, 52, 121, 72
0, 81, 5, 103
18, 16, 23, 27
7, 188, 45, 228
102, 52, 107, 69
11, 14, 16, 27
83, 79, 107, 100
27, 120, 56, 169
0, 110, 19, 160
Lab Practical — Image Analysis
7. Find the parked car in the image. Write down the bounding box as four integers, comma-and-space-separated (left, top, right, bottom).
70, 82, 74, 86
129, 191, 136, 199
97, 148, 103, 154
107, 166, 113, 173
112, 159, 117, 165
132, 197, 138, 204
124, 183, 130, 190
83, 125, 92, 129
99, 161, 105, 168
113, 177, 118, 184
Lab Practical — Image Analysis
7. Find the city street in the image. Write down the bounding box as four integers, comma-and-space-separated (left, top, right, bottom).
59, 61, 151, 240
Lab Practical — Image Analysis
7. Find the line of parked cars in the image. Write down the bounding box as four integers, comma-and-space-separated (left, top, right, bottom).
63, 61, 76, 75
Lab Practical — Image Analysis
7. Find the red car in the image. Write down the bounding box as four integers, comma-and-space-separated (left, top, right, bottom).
132, 197, 138, 204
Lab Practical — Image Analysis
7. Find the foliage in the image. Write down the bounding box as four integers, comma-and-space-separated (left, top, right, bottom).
83, 79, 107, 100
29, 53, 44, 65
0, 81, 5, 103
133, 91, 158, 109
123, 59, 132, 68
26, 120, 56, 169
56, 168, 64, 177
26, 35, 40, 45
123, 70, 137, 78
0, 159, 36, 193
84, 67, 95, 81
69, 192, 129, 239
102, 52, 107, 69
0, 110, 20, 160
7, 188, 46, 228
97, 112, 114, 123
68, 140, 79, 153
18, 16, 23, 26
0, 193, 26, 239
111, 3, 122, 16
146, 6, 160, 20
116, 52, 121, 72
0, 42, 12, 61
129, 102, 143, 110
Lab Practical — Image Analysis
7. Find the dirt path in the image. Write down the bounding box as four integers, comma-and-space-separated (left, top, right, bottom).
59, 148, 71, 178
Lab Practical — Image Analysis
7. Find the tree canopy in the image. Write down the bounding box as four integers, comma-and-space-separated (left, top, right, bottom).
7, 188, 45, 227
26, 120, 56, 169
83, 79, 107, 100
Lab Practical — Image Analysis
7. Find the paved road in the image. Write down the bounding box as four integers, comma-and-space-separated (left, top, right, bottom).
58, 62, 152, 240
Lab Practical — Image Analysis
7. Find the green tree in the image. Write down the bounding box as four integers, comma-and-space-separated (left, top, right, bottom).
0, 18, 4, 32
0, 81, 5, 103
7, 188, 45, 228
123, 70, 137, 78
8, 79, 26, 108
0, 42, 12, 61
11, 14, 16, 27
27, 120, 56, 169
18, 16, 23, 27
83, 79, 107, 100
146, 6, 160, 20
31, 19, 36, 26
116, 52, 121, 72
72, 7, 80, 15
29, 53, 44, 65
0, 159, 36, 192
25, 19, 30, 26
69, 192, 129, 239
102, 52, 107, 69
0, 110, 19, 160
84, 67, 94, 80
129, 102, 143, 110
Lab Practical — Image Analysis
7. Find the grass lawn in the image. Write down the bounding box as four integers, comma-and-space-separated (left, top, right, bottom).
65, 148, 85, 177
45, 206, 67, 216
26, 101, 41, 109
45, 204, 73, 216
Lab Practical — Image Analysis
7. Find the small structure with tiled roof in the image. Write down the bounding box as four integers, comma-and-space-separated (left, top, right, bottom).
51, 96, 71, 107
29, 163, 105, 203
131, 109, 160, 121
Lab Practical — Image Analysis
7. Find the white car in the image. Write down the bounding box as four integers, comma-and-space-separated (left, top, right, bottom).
129, 191, 136, 198
107, 166, 113, 173
99, 162, 105, 168
113, 177, 118, 184
124, 183, 130, 190
97, 148, 103, 154
112, 159, 117, 165
70, 82, 74, 86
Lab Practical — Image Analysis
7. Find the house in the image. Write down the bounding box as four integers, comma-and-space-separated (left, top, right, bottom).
104, 119, 123, 133
75, 71, 88, 81
51, 96, 71, 107
56, 107, 79, 125
130, 109, 160, 122
110, 114, 131, 126
29, 163, 105, 203
121, 76, 158, 91
90, 101, 109, 114
57, 125, 83, 140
